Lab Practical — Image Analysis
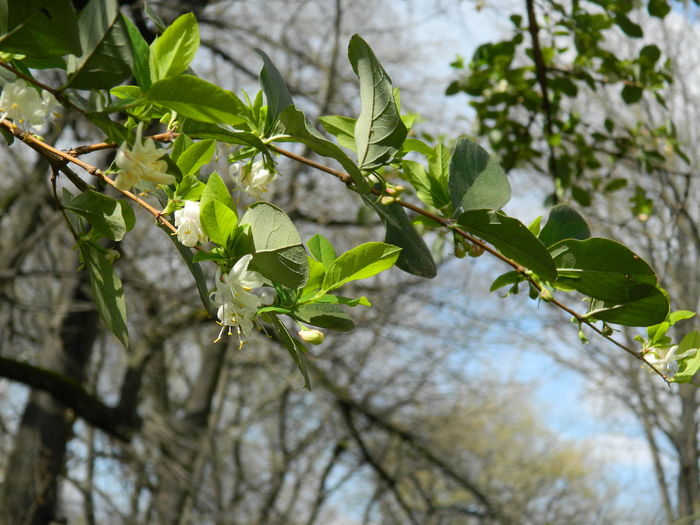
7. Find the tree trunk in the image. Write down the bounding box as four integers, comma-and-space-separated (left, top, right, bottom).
0, 275, 98, 525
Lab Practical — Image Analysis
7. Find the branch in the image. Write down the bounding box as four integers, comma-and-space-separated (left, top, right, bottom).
0, 357, 139, 441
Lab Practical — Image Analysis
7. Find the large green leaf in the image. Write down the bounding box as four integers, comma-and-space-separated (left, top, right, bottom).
255, 48, 294, 131
277, 106, 369, 193
78, 240, 128, 348
147, 75, 247, 126
200, 200, 237, 246
177, 139, 216, 176
307, 233, 337, 269
674, 331, 700, 383
348, 34, 407, 169
322, 242, 401, 293
64, 190, 135, 242
538, 204, 590, 247
448, 138, 511, 215
402, 159, 449, 210
149, 12, 199, 82
64, 0, 132, 90
550, 237, 659, 303
200, 171, 235, 211
584, 286, 669, 326
239, 202, 308, 289
361, 195, 437, 278
0, 0, 81, 57
456, 209, 557, 282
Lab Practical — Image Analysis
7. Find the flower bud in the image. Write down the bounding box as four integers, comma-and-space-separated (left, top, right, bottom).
298, 328, 324, 345
380, 195, 395, 206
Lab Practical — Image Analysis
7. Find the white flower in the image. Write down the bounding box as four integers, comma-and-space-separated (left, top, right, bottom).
644, 345, 681, 376
210, 254, 266, 347
174, 200, 207, 247
231, 160, 277, 199
0, 79, 58, 131
114, 124, 175, 191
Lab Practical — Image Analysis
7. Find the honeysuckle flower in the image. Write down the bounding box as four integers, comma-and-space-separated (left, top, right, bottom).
174, 200, 207, 247
298, 328, 324, 345
230, 160, 277, 199
114, 124, 175, 191
644, 345, 682, 376
210, 254, 266, 347
0, 79, 58, 131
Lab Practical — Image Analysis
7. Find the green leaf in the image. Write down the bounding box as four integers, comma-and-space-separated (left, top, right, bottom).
277, 106, 369, 193
200, 200, 237, 246
615, 13, 643, 38
255, 48, 294, 131
180, 121, 270, 158
584, 285, 669, 326
361, 195, 437, 278
670, 311, 696, 325
239, 202, 309, 289
0, 0, 81, 57
490, 271, 522, 292
448, 138, 511, 215
403, 138, 434, 157
271, 314, 311, 389
405, 158, 451, 210
319, 115, 357, 151
122, 14, 151, 90
201, 171, 235, 211
78, 240, 128, 348
648, 0, 671, 18
549, 237, 660, 303
674, 331, 700, 383
621, 84, 643, 104
456, 210, 557, 282
292, 302, 354, 332
64, 190, 135, 242
177, 139, 216, 176
322, 242, 401, 293
538, 204, 590, 247
64, 0, 133, 90
348, 34, 407, 169
174, 175, 205, 202
149, 12, 199, 82
307, 234, 336, 269
147, 75, 247, 126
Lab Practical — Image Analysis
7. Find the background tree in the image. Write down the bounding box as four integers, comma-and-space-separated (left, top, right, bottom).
448, 0, 700, 522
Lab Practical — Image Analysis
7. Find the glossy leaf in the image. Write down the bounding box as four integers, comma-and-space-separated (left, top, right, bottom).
292, 302, 354, 332
318, 115, 356, 151
307, 234, 336, 269
361, 195, 437, 278
550, 237, 660, 303
538, 204, 590, 247
200, 172, 235, 211
584, 285, 669, 326
255, 48, 294, 131
674, 331, 700, 383
64, 0, 132, 90
348, 34, 407, 169
79, 240, 128, 348
0, 0, 81, 57
147, 75, 247, 126
239, 202, 308, 289
122, 14, 151, 89
200, 200, 237, 246
457, 209, 557, 282
177, 139, 216, 176
322, 242, 401, 293
448, 138, 511, 215
64, 190, 135, 242
149, 12, 199, 82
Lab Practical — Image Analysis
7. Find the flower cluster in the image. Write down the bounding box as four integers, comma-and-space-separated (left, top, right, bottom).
0, 79, 58, 131
230, 160, 277, 199
174, 200, 207, 247
210, 254, 266, 347
114, 125, 175, 191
